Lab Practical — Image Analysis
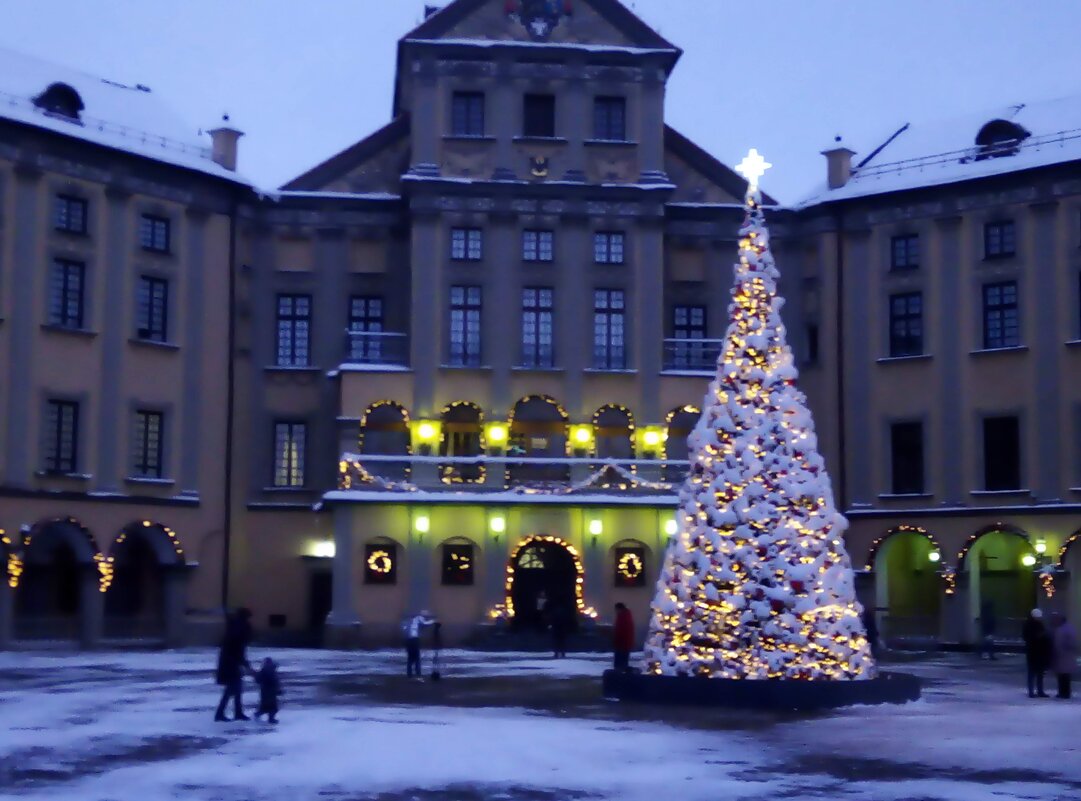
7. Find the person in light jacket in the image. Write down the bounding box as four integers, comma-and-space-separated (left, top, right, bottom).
1051, 614, 1078, 700
404, 611, 436, 680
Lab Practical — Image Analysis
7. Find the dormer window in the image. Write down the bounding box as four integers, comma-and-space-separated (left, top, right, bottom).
974, 119, 1030, 160
33, 82, 84, 122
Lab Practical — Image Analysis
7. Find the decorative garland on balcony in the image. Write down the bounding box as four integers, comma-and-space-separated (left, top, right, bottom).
339, 453, 418, 492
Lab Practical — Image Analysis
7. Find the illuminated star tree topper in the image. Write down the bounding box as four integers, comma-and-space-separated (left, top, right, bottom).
642, 150, 875, 681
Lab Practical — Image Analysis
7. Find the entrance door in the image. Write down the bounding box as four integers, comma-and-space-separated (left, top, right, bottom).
307, 571, 333, 640
511, 539, 577, 631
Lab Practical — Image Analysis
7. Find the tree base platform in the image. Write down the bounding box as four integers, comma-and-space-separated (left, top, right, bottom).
602, 669, 921, 710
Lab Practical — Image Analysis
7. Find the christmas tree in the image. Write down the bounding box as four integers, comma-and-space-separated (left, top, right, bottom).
643, 150, 874, 681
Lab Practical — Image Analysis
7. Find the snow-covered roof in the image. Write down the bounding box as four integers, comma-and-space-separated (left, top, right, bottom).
0, 46, 248, 184
800, 94, 1081, 206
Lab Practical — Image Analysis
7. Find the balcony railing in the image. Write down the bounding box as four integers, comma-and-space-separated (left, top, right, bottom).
344, 330, 409, 368
663, 338, 722, 372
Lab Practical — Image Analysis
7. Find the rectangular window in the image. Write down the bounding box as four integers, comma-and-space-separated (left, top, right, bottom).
54, 194, 87, 234
890, 421, 924, 495
132, 410, 164, 479
983, 416, 1021, 491
671, 305, 707, 368
521, 287, 554, 369
139, 214, 170, 253
451, 91, 485, 137
523, 93, 556, 138
450, 227, 483, 261
889, 291, 923, 357
522, 230, 554, 262
890, 234, 919, 270
43, 399, 78, 474
364, 543, 397, 585
593, 231, 625, 264
348, 295, 384, 361
276, 294, 311, 367
593, 96, 627, 141
449, 285, 482, 367
136, 275, 169, 342
441, 543, 475, 586
593, 288, 626, 370
984, 220, 1016, 259
983, 281, 1019, 349
49, 258, 85, 329
273, 421, 306, 487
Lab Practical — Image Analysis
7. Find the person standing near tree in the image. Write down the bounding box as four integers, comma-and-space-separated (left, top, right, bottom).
1051, 613, 1077, 699
1022, 609, 1051, 698
613, 602, 635, 672
214, 607, 253, 722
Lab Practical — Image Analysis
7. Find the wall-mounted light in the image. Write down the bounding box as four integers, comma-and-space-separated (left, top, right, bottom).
414, 515, 431, 534
928, 550, 941, 563
664, 518, 678, 537
1022, 553, 1037, 568
312, 541, 336, 559
490, 515, 506, 534
638, 427, 666, 458
588, 519, 603, 537
487, 424, 508, 443
1034, 539, 1047, 555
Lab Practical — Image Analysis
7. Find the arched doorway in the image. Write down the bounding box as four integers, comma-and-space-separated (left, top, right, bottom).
961, 526, 1036, 643
593, 405, 634, 463
508, 536, 581, 631
870, 527, 943, 644
664, 405, 699, 482
104, 522, 185, 641
15, 519, 99, 641
440, 401, 483, 483
507, 395, 568, 485
360, 401, 411, 480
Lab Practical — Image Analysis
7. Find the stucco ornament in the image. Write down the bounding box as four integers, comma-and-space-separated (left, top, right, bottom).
506, 0, 572, 40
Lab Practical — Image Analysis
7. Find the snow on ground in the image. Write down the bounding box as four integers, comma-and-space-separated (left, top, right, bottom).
0, 649, 1078, 801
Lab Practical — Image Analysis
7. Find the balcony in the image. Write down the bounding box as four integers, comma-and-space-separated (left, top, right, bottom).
662, 338, 722, 374
343, 330, 409, 369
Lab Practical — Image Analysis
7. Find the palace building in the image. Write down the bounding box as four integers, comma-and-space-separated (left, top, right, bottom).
1, 0, 1080, 650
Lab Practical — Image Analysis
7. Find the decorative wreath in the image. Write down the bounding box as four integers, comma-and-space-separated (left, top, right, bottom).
367, 549, 394, 574
617, 552, 644, 580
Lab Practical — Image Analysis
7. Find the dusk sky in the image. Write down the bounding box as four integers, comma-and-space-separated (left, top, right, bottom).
3, 0, 1079, 203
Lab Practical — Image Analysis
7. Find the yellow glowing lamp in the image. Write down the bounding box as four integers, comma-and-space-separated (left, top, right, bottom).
486, 423, 508, 445
414, 515, 431, 534
312, 541, 336, 559
415, 421, 439, 443
1034, 539, 1047, 554
572, 425, 593, 445
588, 519, 603, 536
928, 551, 941, 563
490, 515, 506, 534
1021, 553, 1037, 567
664, 518, 678, 536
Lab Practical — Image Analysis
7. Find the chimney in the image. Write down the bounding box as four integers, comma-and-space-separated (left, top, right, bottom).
208, 114, 243, 172
821, 136, 855, 189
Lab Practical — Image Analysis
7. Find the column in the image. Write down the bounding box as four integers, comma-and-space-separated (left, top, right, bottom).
5, 164, 42, 485
844, 230, 874, 505
559, 214, 588, 416
1030, 202, 1061, 502
562, 58, 589, 182
636, 68, 668, 184
0, 578, 12, 650
79, 567, 104, 648
488, 212, 516, 412
161, 565, 189, 647
411, 211, 441, 415
942, 571, 971, 646
408, 58, 440, 177
483, 518, 509, 613
325, 505, 362, 647
635, 219, 665, 422
491, 56, 517, 181
95, 187, 131, 492
582, 510, 605, 615
179, 209, 208, 494
408, 513, 431, 614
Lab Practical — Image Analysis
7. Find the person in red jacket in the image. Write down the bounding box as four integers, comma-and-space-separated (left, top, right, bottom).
613, 602, 635, 672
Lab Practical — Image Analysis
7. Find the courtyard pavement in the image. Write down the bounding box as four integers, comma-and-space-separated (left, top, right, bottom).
0, 648, 1077, 800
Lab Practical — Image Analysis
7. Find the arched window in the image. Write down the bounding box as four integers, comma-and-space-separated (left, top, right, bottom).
507, 395, 568, 485
974, 119, 1030, 160
33, 83, 84, 122
440, 401, 483, 483
593, 405, 634, 461
360, 402, 410, 480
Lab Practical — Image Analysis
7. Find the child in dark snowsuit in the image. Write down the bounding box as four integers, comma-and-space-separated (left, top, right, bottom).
253, 657, 283, 723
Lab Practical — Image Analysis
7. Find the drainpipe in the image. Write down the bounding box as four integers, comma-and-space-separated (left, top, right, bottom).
221, 196, 239, 609
832, 206, 848, 513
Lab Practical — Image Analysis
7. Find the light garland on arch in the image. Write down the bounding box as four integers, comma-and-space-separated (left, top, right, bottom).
488, 534, 597, 622
439, 400, 487, 485
863, 524, 944, 572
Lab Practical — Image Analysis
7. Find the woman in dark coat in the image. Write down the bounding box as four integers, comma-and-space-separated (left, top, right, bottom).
215, 607, 253, 722
1021, 608, 1052, 698
613, 602, 635, 672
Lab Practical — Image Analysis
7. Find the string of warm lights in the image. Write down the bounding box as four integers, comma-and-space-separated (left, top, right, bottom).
642, 157, 874, 681
488, 534, 598, 622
